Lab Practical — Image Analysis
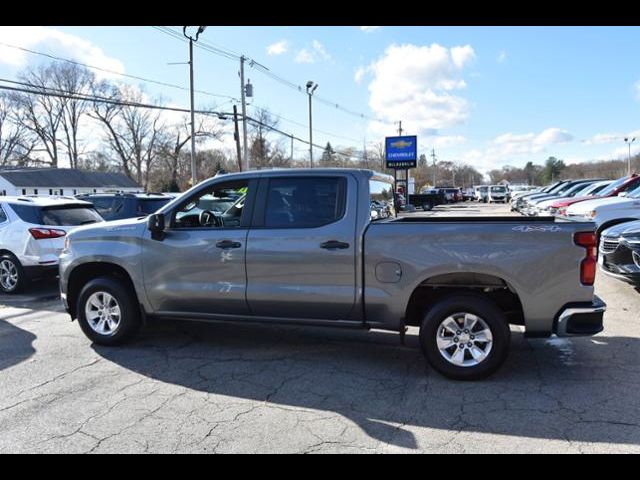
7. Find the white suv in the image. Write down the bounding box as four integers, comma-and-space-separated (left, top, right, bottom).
0, 196, 103, 293
488, 185, 508, 203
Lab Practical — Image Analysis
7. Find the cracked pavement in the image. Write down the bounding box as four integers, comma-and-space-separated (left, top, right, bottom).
1, 205, 639, 453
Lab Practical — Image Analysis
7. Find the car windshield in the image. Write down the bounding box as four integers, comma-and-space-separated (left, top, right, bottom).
491, 186, 506, 192
136, 198, 172, 215
598, 176, 631, 196
565, 182, 594, 197
626, 184, 640, 198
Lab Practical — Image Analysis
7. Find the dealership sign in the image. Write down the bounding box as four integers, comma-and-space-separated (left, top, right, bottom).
385, 135, 417, 169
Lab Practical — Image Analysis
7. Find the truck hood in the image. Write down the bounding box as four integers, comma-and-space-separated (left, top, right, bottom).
567, 196, 637, 215
552, 195, 599, 208
602, 220, 640, 238
67, 216, 148, 240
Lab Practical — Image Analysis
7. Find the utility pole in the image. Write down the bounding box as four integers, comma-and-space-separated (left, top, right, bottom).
625, 137, 636, 176
290, 134, 294, 163
233, 105, 242, 172
431, 148, 437, 187
240, 56, 249, 171
182, 26, 206, 187
306, 81, 318, 167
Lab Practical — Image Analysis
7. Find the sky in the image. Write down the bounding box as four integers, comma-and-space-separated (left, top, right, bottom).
0, 25, 639, 173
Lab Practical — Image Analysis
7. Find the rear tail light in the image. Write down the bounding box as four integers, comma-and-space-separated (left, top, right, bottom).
29, 228, 67, 240
575, 232, 597, 286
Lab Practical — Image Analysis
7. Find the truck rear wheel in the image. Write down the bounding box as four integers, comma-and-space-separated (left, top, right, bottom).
419, 295, 511, 380
76, 277, 141, 346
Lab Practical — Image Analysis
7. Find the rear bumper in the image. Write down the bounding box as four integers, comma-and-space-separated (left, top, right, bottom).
554, 296, 606, 337
23, 264, 59, 281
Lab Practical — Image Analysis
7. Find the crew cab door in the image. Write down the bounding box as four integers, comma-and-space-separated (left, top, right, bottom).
246, 174, 357, 320
141, 178, 256, 315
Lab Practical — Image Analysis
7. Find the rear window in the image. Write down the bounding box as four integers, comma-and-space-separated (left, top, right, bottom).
41, 205, 102, 226
10, 203, 102, 225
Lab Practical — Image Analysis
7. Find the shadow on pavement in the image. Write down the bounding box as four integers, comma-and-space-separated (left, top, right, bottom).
93, 320, 640, 450
0, 319, 36, 372
0, 279, 60, 307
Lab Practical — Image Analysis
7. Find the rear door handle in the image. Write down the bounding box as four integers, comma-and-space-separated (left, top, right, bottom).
216, 240, 242, 249
320, 240, 350, 250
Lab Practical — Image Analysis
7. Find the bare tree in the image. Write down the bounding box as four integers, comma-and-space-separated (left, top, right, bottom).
0, 93, 35, 166
50, 63, 95, 169
158, 113, 223, 189
90, 83, 165, 189
11, 63, 68, 167
248, 108, 279, 168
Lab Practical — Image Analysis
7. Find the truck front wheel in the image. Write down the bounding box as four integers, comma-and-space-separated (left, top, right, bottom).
419, 295, 511, 380
76, 277, 142, 346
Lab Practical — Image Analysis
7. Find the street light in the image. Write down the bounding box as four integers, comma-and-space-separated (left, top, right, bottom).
306, 80, 318, 167
183, 25, 207, 187
625, 137, 637, 176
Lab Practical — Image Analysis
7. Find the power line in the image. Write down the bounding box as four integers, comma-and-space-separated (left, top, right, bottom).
0, 41, 239, 103
0, 82, 363, 158
152, 26, 379, 122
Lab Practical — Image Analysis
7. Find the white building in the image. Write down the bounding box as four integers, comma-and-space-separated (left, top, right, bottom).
0, 168, 140, 197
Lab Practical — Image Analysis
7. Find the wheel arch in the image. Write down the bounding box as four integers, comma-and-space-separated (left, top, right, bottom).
67, 262, 140, 320
404, 272, 525, 328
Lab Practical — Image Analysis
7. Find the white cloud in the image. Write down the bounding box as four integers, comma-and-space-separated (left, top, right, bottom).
584, 130, 640, 145
294, 49, 314, 64
450, 45, 475, 69
497, 50, 507, 63
294, 41, 331, 64
457, 128, 574, 174
360, 26, 381, 32
364, 43, 474, 137
312, 40, 331, 61
354, 65, 367, 85
0, 26, 125, 79
266, 40, 288, 56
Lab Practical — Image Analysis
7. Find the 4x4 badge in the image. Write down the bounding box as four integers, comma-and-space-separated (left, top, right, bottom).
512, 225, 562, 233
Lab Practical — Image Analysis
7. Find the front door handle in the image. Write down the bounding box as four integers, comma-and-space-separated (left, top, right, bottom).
216, 240, 242, 249
320, 240, 350, 250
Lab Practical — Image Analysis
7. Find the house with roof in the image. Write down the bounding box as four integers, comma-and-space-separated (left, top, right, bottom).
0, 168, 140, 197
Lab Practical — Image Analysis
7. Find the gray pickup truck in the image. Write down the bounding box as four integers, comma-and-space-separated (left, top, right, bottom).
59, 169, 605, 380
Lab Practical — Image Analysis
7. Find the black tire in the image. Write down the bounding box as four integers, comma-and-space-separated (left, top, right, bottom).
419, 295, 511, 381
422, 203, 433, 212
76, 277, 141, 346
0, 252, 25, 294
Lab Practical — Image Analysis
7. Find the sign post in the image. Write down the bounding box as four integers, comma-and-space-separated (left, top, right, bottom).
385, 135, 417, 213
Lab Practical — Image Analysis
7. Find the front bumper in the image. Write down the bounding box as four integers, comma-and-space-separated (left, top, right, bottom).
554, 296, 606, 337
599, 241, 640, 284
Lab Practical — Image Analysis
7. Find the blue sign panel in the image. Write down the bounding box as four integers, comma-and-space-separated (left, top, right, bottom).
385, 135, 417, 169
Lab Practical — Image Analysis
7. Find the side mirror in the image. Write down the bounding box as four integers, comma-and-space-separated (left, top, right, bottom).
148, 213, 165, 241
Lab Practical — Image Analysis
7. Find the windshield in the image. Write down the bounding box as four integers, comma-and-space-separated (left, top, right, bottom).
598, 176, 631, 196
565, 182, 594, 197
491, 186, 506, 192
627, 184, 640, 199
136, 198, 172, 215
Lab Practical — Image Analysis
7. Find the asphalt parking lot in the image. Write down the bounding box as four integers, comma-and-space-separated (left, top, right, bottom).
1, 202, 639, 453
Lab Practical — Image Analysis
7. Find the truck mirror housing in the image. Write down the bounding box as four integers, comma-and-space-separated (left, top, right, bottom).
148, 213, 165, 240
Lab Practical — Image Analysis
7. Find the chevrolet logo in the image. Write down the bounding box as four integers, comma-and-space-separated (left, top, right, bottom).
390, 140, 413, 149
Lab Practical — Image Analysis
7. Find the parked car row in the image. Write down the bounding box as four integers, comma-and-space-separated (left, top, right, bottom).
510, 173, 640, 286
0, 191, 206, 293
